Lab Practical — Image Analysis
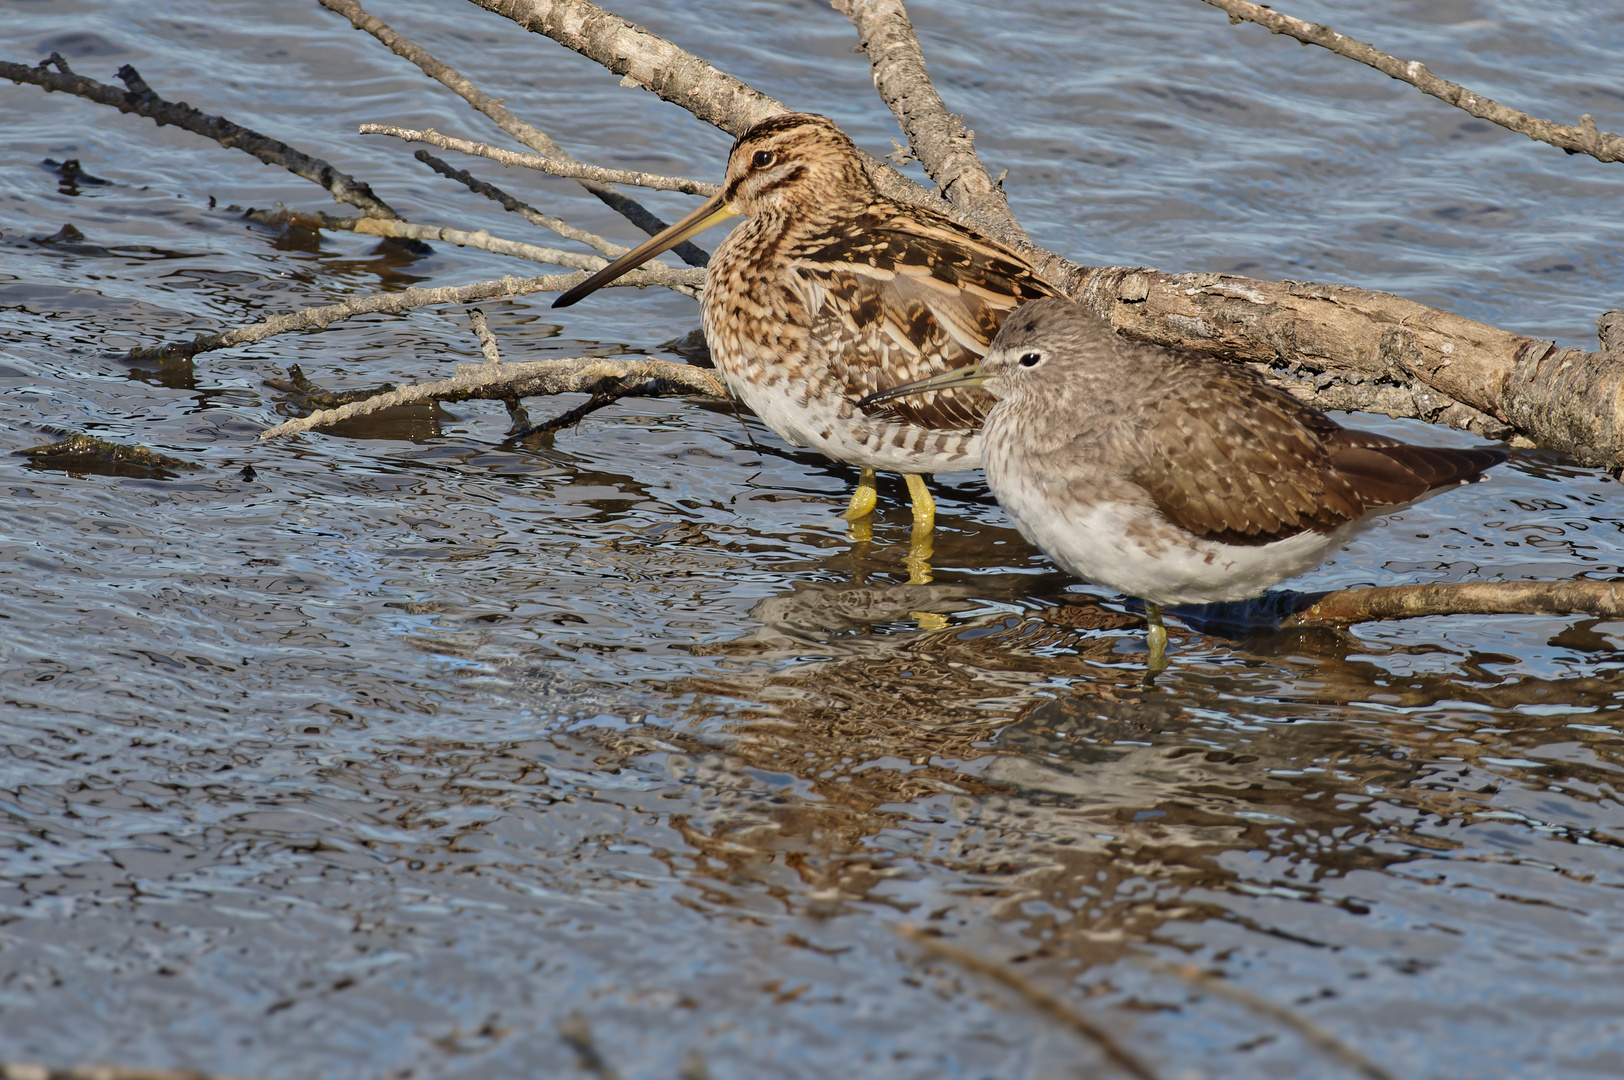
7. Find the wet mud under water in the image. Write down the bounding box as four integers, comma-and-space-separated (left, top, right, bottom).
1, 1, 1622, 1077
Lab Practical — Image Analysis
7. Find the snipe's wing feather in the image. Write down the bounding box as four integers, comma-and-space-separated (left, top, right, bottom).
791, 210, 1060, 432
1129, 362, 1369, 546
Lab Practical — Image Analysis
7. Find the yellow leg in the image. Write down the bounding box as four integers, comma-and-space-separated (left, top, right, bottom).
1143, 601, 1169, 684
903, 474, 935, 585
903, 473, 936, 534
842, 467, 878, 521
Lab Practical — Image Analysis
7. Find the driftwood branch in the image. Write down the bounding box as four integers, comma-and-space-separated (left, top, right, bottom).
359, 124, 719, 195
462, 0, 954, 221
332, 215, 700, 291
125, 272, 667, 362
1282, 581, 1624, 628
1202, 0, 1624, 165
258, 355, 724, 439
410, 150, 627, 256
316, 0, 710, 266
0, 54, 399, 219
831, 0, 1031, 253
898, 926, 1160, 1080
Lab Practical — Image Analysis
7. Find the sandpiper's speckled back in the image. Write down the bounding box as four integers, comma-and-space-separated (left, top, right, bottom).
703, 113, 1060, 475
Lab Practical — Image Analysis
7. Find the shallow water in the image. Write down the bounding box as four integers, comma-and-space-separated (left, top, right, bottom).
1, 0, 1622, 1077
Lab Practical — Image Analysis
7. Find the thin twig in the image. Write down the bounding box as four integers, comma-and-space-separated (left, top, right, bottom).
1139, 958, 1395, 1080
831, 0, 1032, 253
124, 271, 675, 362
1201, 0, 1624, 164
360, 124, 719, 195
341, 216, 703, 294
258, 355, 726, 440
898, 925, 1161, 1080
1281, 580, 1624, 628
411, 149, 627, 256
315, 0, 711, 266
0, 55, 399, 219
467, 309, 503, 365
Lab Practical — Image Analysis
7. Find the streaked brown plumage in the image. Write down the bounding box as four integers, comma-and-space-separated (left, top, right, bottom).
554, 113, 1061, 555
861, 296, 1508, 670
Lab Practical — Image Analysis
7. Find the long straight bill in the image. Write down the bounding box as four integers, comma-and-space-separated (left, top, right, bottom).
857, 362, 989, 408
552, 192, 741, 308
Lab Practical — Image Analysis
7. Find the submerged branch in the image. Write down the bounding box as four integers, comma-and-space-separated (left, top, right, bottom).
899, 926, 1160, 1080
0, 54, 399, 219
1201, 0, 1624, 165
359, 124, 719, 194
317, 0, 711, 265
257, 355, 725, 439
1283, 581, 1624, 628
1141, 958, 1395, 1080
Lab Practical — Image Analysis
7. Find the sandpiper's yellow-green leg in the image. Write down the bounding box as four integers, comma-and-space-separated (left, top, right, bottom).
1144, 601, 1170, 680
904, 473, 936, 584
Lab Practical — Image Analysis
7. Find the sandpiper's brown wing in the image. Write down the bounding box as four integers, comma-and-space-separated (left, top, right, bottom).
1127, 363, 1379, 547
790, 207, 1060, 432
1130, 362, 1504, 546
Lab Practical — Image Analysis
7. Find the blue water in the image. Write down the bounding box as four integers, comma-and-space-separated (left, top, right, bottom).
1, 1, 1622, 1077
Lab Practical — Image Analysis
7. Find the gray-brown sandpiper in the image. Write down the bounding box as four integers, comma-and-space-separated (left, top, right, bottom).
859, 296, 1508, 671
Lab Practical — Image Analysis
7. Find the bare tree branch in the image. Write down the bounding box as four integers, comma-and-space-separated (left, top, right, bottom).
1201, 0, 1624, 165
124, 270, 684, 362
1283, 581, 1624, 628
339, 216, 703, 294
0, 55, 400, 219
410, 149, 628, 256
359, 124, 719, 194
831, 0, 1032, 252
258, 355, 725, 439
462, 0, 958, 218
316, 0, 711, 265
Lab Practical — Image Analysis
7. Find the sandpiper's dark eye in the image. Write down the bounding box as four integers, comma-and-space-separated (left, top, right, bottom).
751, 150, 776, 169
1018, 351, 1043, 368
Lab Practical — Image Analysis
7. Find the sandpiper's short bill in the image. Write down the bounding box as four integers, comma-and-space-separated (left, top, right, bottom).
553, 113, 1061, 580
860, 296, 1508, 672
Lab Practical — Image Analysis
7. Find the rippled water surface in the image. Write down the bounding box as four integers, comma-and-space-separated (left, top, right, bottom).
2, 1, 1623, 1077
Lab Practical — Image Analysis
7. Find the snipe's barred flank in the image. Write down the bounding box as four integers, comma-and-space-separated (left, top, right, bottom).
861, 297, 1509, 674
554, 113, 1061, 578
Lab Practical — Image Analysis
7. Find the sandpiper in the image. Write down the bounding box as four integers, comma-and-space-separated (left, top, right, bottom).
860, 297, 1508, 671
553, 113, 1061, 578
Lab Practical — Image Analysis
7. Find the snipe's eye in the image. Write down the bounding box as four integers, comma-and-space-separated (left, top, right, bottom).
1018, 351, 1043, 368
751, 150, 776, 169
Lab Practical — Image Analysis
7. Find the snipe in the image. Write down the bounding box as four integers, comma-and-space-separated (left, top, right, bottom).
862, 297, 1508, 675
554, 112, 1061, 580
